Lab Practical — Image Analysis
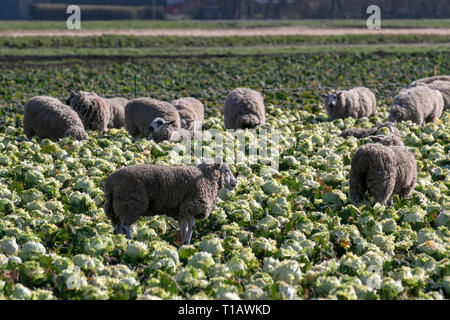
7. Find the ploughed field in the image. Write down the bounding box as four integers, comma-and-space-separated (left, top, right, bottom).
0, 51, 449, 300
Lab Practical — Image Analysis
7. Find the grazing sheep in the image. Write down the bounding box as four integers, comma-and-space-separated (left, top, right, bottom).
23, 96, 88, 141
148, 117, 191, 143
323, 87, 377, 120
409, 80, 450, 110
66, 90, 128, 131
349, 134, 417, 206
340, 122, 399, 139
125, 98, 181, 138
388, 86, 444, 125
172, 97, 205, 134
409, 75, 450, 87
104, 162, 237, 244
224, 88, 265, 130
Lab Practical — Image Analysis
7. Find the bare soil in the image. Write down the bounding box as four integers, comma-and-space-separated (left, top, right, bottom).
1, 26, 450, 38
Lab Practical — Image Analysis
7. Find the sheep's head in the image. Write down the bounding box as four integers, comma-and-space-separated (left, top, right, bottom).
323, 90, 342, 109
66, 90, 98, 106
148, 117, 176, 143
369, 134, 404, 147
197, 161, 237, 191
64, 126, 88, 140
388, 105, 407, 122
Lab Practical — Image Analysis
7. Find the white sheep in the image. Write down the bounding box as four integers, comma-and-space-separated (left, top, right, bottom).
409, 80, 450, 110
388, 86, 444, 125
323, 87, 377, 120
125, 98, 181, 138
23, 96, 88, 141
349, 134, 417, 206
172, 97, 204, 134
224, 88, 266, 130
409, 75, 450, 87
104, 162, 237, 244
66, 90, 128, 131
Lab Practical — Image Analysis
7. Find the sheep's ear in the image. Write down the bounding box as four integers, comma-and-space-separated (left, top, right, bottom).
369, 135, 384, 143
166, 120, 176, 126
213, 163, 221, 170
68, 90, 76, 95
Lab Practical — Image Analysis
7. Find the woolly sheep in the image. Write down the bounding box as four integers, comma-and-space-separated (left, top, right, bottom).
23, 96, 88, 141
104, 162, 237, 244
224, 88, 266, 130
323, 87, 377, 120
409, 75, 450, 87
340, 122, 399, 139
148, 117, 191, 143
66, 90, 128, 131
125, 98, 181, 138
409, 80, 450, 110
349, 134, 417, 206
388, 86, 444, 125
172, 97, 205, 134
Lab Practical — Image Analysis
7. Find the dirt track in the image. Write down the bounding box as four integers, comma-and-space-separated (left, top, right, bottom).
1, 26, 450, 37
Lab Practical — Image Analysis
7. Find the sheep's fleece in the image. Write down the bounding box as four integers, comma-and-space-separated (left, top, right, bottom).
104, 162, 237, 244
410, 80, 450, 110
324, 87, 377, 120
349, 134, 417, 206
125, 98, 181, 138
66, 91, 119, 131
224, 88, 266, 129
409, 75, 450, 87
172, 97, 205, 133
340, 122, 399, 139
388, 86, 444, 125
23, 96, 88, 141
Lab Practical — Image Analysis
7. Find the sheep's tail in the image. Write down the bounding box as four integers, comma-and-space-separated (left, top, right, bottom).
103, 180, 118, 225
340, 127, 378, 139
239, 114, 261, 129
349, 145, 396, 205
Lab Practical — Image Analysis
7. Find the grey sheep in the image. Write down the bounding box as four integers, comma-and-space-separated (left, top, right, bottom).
172, 97, 205, 134
323, 87, 377, 120
66, 90, 128, 131
409, 80, 450, 110
148, 117, 191, 143
388, 86, 444, 125
340, 122, 399, 139
349, 134, 417, 206
224, 88, 266, 130
104, 162, 237, 244
125, 98, 181, 138
409, 75, 450, 87
23, 96, 88, 141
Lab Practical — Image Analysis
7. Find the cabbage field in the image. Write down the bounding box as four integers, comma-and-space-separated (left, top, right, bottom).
0, 51, 449, 300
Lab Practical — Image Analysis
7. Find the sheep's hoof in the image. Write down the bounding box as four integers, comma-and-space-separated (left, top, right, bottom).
114, 222, 131, 239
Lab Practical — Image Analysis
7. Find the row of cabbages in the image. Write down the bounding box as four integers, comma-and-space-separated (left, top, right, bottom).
0, 95, 449, 299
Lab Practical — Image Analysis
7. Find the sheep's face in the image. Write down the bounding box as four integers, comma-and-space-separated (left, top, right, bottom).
324, 91, 341, 109
148, 117, 175, 142
219, 163, 237, 191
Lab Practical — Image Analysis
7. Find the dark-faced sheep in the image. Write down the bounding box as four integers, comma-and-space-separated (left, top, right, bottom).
340, 122, 399, 139
172, 97, 204, 134
66, 90, 128, 131
349, 134, 417, 206
388, 86, 444, 125
104, 162, 237, 244
23, 96, 88, 141
224, 88, 266, 130
324, 87, 377, 120
124, 98, 181, 139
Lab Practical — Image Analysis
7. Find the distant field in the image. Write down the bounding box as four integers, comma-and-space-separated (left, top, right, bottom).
0, 19, 449, 31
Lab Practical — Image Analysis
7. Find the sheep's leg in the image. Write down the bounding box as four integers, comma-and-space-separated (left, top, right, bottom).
386, 196, 394, 207
114, 222, 131, 239
179, 216, 195, 245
